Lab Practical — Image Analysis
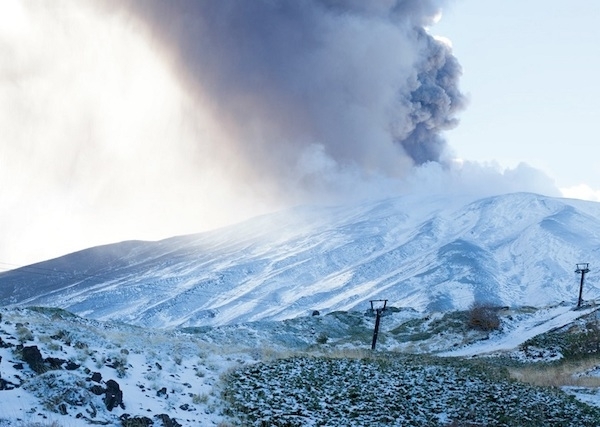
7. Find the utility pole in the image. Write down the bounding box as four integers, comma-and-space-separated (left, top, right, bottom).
370, 299, 387, 350
576, 263, 590, 308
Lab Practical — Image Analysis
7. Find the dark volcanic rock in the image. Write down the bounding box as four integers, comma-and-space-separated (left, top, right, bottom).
22, 345, 46, 373
58, 403, 68, 415
65, 361, 80, 370
0, 336, 13, 348
155, 414, 182, 427
45, 356, 66, 370
0, 378, 18, 390
120, 414, 152, 426
90, 384, 105, 396
104, 379, 124, 411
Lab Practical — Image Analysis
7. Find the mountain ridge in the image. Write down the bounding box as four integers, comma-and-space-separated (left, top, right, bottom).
1, 192, 599, 328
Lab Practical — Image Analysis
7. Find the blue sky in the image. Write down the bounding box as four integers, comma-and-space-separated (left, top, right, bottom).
434, 0, 600, 200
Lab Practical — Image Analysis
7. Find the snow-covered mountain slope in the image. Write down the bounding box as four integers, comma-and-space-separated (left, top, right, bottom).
1, 192, 600, 328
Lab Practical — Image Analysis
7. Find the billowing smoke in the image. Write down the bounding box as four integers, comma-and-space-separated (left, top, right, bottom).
111, 0, 465, 178
0, 0, 558, 266
399, 28, 465, 164
0, 0, 470, 264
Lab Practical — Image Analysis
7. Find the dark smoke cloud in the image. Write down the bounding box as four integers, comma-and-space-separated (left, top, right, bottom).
317, 0, 442, 25
398, 28, 466, 164
107, 0, 465, 187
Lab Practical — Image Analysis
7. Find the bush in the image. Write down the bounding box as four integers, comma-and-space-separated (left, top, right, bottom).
316, 333, 328, 344
468, 303, 500, 331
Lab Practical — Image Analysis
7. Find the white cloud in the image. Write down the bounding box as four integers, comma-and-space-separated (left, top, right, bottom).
560, 184, 600, 202
404, 160, 561, 199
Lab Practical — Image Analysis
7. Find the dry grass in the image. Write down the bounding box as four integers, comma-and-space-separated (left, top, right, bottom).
509, 357, 600, 387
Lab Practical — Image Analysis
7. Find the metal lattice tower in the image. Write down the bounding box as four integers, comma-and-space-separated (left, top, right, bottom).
370, 299, 388, 350
576, 263, 590, 308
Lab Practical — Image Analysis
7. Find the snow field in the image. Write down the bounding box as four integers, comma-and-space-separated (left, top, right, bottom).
4, 192, 600, 328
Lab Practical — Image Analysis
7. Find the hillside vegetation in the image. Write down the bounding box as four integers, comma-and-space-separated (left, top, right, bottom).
223, 354, 600, 426
2, 305, 600, 426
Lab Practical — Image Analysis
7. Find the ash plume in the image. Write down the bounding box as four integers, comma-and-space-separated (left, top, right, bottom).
111, 0, 466, 183
0, 0, 475, 264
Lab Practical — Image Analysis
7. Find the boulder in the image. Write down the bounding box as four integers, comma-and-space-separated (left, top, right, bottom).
22, 345, 46, 374
65, 361, 80, 370
104, 379, 124, 411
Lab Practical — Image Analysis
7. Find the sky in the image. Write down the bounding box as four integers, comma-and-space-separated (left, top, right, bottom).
433, 0, 600, 200
0, 0, 599, 267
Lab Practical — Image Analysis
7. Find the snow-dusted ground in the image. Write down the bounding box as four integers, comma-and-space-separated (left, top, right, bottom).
0, 308, 248, 426
439, 303, 598, 357
2, 303, 600, 426
223, 354, 600, 426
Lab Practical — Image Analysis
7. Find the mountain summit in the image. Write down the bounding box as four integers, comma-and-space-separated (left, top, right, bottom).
1, 192, 599, 328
